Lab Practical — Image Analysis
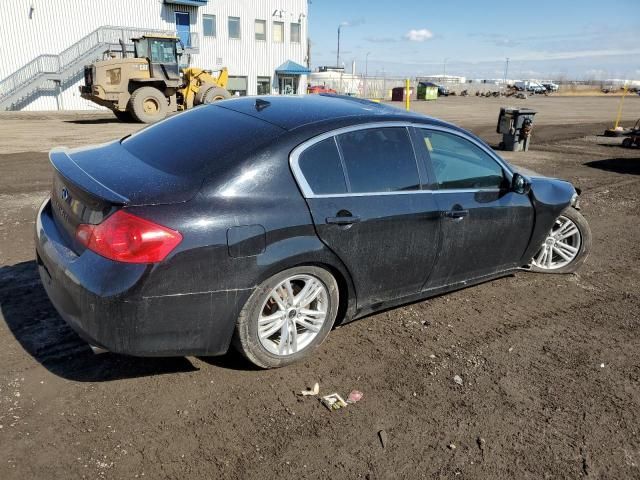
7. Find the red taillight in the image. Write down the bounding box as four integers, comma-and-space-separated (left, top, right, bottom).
75, 210, 182, 264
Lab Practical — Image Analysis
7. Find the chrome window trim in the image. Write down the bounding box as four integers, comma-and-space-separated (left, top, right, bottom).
289, 121, 513, 199
302, 188, 501, 199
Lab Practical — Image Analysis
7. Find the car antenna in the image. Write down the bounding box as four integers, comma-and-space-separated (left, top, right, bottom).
255, 98, 271, 112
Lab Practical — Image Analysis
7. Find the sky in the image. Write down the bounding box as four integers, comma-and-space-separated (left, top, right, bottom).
307, 0, 640, 81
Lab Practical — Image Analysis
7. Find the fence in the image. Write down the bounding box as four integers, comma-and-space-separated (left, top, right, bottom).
310, 75, 516, 99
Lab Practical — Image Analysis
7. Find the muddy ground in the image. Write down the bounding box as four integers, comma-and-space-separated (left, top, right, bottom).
0, 96, 639, 479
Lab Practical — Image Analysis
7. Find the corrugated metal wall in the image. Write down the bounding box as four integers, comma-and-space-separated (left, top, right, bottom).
0, 0, 308, 110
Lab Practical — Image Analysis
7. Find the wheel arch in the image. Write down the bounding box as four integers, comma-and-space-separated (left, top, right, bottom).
251, 246, 358, 327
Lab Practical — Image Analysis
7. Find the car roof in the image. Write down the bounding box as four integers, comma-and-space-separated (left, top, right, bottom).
213, 94, 436, 131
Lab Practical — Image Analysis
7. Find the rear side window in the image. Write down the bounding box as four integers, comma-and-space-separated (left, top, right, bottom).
337, 127, 419, 193
419, 129, 505, 189
298, 138, 347, 195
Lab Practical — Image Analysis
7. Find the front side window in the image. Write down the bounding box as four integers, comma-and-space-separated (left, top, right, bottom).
290, 23, 301, 43
228, 16, 240, 39
337, 127, 420, 193
273, 21, 284, 43
255, 19, 266, 40
419, 129, 505, 189
203, 15, 216, 37
298, 138, 347, 195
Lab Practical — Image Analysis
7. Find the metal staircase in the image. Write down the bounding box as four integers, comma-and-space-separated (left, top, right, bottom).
0, 26, 191, 111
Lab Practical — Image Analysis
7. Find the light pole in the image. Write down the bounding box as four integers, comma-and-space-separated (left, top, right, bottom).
336, 25, 343, 67
442, 57, 449, 83
503, 57, 510, 86
364, 51, 371, 98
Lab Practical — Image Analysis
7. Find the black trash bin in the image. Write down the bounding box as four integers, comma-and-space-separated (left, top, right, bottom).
391, 87, 405, 101
496, 107, 537, 151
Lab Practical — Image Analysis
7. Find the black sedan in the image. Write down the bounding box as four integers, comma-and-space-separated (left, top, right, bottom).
36, 95, 591, 368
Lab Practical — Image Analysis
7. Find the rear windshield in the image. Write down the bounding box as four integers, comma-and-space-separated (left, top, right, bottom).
121, 105, 284, 177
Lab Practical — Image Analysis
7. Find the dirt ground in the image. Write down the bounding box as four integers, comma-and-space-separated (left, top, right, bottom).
1, 96, 639, 479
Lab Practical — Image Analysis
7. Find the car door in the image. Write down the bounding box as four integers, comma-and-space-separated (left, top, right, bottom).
290, 124, 441, 308
414, 127, 535, 288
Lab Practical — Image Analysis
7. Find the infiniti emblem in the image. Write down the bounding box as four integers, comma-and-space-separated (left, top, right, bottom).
61, 187, 69, 202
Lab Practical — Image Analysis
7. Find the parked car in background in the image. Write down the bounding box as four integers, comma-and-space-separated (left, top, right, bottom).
36, 95, 591, 368
542, 82, 559, 93
307, 85, 337, 94
514, 81, 547, 94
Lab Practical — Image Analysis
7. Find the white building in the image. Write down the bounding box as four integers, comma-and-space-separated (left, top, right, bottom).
417, 75, 467, 85
0, 0, 309, 111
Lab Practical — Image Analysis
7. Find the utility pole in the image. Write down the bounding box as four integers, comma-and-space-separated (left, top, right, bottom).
443, 57, 448, 82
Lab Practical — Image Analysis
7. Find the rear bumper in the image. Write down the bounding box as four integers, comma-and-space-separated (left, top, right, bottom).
35, 199, 245, 356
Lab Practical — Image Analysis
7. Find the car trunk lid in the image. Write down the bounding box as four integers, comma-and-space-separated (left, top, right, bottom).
49, 142, 202, 252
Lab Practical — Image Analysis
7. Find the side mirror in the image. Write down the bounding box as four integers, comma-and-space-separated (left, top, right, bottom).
511, 173, 531, 195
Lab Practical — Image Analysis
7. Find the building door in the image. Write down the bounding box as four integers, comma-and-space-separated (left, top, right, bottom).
175, 12, 191, 47
279, 76, 298, 94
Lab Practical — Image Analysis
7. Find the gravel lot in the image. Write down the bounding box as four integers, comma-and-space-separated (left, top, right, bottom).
1, 96, 639, 479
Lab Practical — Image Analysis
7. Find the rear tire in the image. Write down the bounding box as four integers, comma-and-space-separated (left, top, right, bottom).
129, 86, 168, 124
529, 207, 591, 274
233, 266, 339, 369
194, 85, 231, 105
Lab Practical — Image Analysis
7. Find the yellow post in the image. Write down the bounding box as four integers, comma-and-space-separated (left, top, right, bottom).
405, 78, 410, 111
614, 83, 629, 129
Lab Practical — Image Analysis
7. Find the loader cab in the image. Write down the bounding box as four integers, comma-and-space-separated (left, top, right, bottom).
133, 35, 181, 82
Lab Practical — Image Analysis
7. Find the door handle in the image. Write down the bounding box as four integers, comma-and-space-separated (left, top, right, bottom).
444, 209, 469, 219
326, 216, 361, 225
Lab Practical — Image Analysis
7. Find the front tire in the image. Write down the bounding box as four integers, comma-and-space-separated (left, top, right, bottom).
194, 85, 231, 105
234, 266, 339, 369
529, 207, 591, 274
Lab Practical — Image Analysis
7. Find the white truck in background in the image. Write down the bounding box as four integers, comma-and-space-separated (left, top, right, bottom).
514, 80, 547, 94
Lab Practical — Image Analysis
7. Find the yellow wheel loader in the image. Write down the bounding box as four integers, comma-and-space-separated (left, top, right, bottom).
80, 35, 230, 123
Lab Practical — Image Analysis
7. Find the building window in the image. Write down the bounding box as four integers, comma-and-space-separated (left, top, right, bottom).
228, 17, 240, 39
203, 15, 216, 37
228, 76, 248, 96
257, 76, 271, 95
255, 19, 266, 41
290, 23, 301, 43
273, 21, 284, 43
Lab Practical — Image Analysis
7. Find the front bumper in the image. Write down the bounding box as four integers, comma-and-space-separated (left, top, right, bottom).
35, 199, 244, 356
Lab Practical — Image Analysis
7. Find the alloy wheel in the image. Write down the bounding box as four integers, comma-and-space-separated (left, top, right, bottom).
531, 215, 582, 270
257, 274, 329, 356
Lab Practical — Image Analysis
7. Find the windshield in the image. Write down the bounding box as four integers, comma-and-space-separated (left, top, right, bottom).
134, 38, 176, 63
149, 39, 177, 63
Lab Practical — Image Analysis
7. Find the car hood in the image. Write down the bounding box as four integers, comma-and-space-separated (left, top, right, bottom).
511, 165, 546, 178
